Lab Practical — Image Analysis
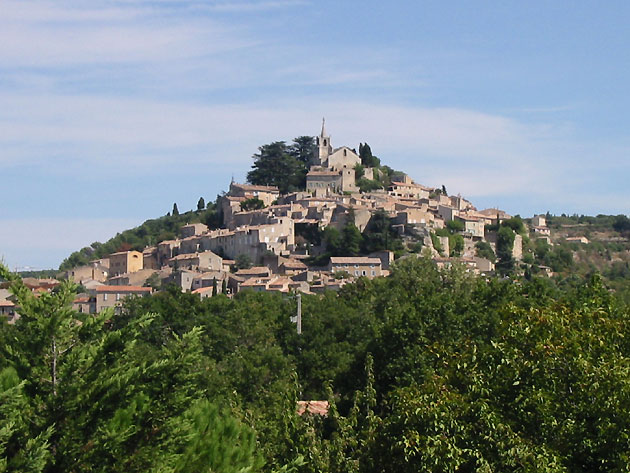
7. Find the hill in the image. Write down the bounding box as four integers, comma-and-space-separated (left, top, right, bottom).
59, 205, 220, 271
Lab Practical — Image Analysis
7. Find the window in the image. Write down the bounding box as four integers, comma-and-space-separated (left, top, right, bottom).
103, 293, 108, 301
116, 293, 121, 301
371, 270, 376, 276
362, 270, 366, 276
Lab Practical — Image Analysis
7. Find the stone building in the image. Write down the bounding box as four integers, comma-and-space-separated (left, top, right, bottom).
108, 251, 143, 277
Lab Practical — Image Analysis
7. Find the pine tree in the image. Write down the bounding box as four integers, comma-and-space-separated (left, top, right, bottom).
197, 197, 205, 211
172, 203, 179, 216
0, 265, 264, 473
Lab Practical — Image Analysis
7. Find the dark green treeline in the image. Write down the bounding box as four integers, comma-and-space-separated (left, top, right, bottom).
1, 258, 630, 472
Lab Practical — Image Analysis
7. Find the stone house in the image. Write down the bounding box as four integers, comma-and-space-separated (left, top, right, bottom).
91, 285, 152, 313
388, 181, 430, 199
109, 251, 143, 277
478, 208, 512, 225
162, 269, 199, 292
200, 218, 295, 263
181, 223, 208, 238
65, 262, 109, 284
327, 257, 383, 278
456, 215, 485, 238
191, 271, 228, 292
228, 182, 280, 207
167, 251, 223, 271
157, 240, 180, 267
437, 204, 458, 222
306, 168, 357, 195
143, 247, 159, 270
531, 215, 547, 227
0, 300, 17, 323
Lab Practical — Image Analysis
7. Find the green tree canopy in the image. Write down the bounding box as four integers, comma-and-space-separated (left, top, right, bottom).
288, 136, 316, 166
247, 141, 308, 194
0, 265, 265, 473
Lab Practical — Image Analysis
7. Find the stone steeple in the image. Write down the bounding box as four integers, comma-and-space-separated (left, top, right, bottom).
315, 117, 332, 166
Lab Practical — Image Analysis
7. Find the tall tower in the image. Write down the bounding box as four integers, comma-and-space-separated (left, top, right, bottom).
315, 118, 332, 167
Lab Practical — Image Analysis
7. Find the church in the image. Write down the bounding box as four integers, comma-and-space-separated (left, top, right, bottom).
306, 120, 361, 195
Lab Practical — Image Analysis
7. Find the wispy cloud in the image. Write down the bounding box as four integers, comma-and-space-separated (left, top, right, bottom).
0, 0, 258, 68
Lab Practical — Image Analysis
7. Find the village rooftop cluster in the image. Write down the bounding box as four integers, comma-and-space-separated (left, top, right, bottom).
1, 122, 560, 319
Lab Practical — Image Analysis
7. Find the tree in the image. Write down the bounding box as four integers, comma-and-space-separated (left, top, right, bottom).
235, 254, 253, 270
172, 203, 180, 216
441, 184, 448, 195
247, 141, 307, 194
359, 143, 380, 167
288, 136, 316, 166
446, 219, 464, 233
449, 234, 464, 256
241, 197, 265, 211
323, 226, 342, 255
496, 225, 516, 273
197, 197, 205, 211
501, 216, 526, 235
0, 264, 266, 473
144, 272, 161, 290
341, 222, 363, 257
475, 241, 496, 262
356, 178, 383, 193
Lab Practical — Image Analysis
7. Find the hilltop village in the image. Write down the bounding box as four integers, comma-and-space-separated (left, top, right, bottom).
2, 123, 559, 318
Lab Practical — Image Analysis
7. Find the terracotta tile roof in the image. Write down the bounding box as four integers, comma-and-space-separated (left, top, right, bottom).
94, 286, 152, 293
297, 400, 329, 416
281, 260, 308, 269
192, 287, 214, 294
235, 267, 271, 276
330, 257, 381, 264
0, 300, 15, 307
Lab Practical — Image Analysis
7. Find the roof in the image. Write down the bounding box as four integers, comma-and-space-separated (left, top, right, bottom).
390, 180, 420, 187
231, 183, 279, 193
236, 266, 272, 276
297, 400, 329, 416
281, 260, 308, 269
329, 257, 381, 265
110, 250, 142, 256
192, 287, 215, 294
94, 286, 152, 293
307, 170, 340, 177
0, 300, 15, 307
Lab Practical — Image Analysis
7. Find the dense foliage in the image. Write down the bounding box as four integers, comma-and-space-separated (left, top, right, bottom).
247, 137, 316, 194
3, 257, 630, 472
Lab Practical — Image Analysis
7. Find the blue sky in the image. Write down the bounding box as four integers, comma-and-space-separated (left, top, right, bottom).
1, 0, 629, 270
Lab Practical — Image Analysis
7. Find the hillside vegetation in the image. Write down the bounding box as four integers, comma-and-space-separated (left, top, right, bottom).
59, 205, 220, 271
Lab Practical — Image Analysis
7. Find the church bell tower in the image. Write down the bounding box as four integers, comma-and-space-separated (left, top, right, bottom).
315, 118, 332, 167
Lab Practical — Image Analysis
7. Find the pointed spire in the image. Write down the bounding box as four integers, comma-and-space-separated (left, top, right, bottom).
320, 117, 327, 137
